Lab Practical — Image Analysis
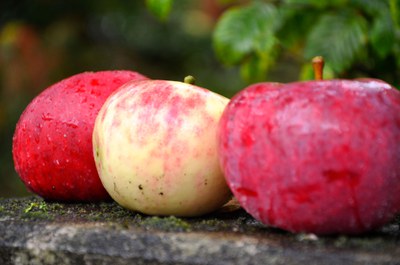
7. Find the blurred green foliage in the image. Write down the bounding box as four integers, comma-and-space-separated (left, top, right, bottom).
0, 0, 244, 197
213, 0, 400, 84
0, 0, 399, 197
213, 2, 281, 82
146, 0, 174, 21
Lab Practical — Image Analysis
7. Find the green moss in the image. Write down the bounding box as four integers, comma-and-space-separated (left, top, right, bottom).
197, 219, 229, 231
79, 202, 133, 222
21, 201, 54, 220
140, 216, 192, 232
22, 210, 53, 220
333, 236, 348, 248
1, 195, 400, 253
24, 202, 48, 213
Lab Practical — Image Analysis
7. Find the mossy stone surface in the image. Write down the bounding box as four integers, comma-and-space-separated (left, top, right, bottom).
0, 196, 399, 265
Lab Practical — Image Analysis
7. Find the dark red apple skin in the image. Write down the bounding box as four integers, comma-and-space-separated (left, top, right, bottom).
12, 70, 148, 201
218, 79, 400, 235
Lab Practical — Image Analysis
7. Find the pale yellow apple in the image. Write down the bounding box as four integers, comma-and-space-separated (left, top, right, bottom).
93, 79, 232, 216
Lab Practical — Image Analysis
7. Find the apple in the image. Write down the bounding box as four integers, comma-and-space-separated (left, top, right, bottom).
12, 70, 148, 201
218, 57, 400, 235
93, 77, 232, 216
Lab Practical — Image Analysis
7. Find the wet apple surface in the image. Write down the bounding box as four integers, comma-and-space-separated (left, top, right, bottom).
12, 71, 148, 201
93, 79, 232, 216
218, 66, 400, 234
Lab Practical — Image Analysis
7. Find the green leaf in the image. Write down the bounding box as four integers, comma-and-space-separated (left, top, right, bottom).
217, 0, 240, 4
240, 55, 270, 83
283, 0, 347, 9
213, 2, 281, 65
277, 7, 321, 52
304, 11, 368, 74
389, 0, 400, 29
240, 36, 279, 83
146, 0, 174, 21
370, 13, 395, 59
254, 33, 278, 58
350, 0, 389, 17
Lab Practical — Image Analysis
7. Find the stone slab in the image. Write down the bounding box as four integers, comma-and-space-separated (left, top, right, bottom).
0, 197, 399, 265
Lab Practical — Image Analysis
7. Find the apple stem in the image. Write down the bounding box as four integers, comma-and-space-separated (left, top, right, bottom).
312, 56, 324, 81
184, 75, 196, 85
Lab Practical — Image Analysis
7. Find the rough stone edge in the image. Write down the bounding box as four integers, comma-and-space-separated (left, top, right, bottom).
1, 221, 399, 265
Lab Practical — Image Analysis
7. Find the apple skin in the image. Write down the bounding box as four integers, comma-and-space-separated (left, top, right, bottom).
12, 70, 148, 201
218, 79, 400, 235
93, 79, 232, 216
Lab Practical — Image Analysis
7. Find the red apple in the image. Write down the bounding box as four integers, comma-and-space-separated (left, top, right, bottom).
12, 70, 148, 201
218, 57, 400, 235
93, 77, 232, 216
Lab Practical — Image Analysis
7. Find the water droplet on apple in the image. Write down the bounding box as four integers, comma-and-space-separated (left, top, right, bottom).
41, 112, 53, 121
91, 79, 99, 86
20, 123, 27, 132
62, 118, 79, 128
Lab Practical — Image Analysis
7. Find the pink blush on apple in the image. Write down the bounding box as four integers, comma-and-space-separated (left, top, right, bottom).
93, 79, 232, 216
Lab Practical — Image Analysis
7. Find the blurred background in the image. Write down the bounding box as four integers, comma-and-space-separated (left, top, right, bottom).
1, 0, 399, 197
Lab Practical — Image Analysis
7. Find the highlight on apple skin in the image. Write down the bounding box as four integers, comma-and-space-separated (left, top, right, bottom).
12, 70, 148, 201
93, 79, 232, 217
218, 58, 400, 235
